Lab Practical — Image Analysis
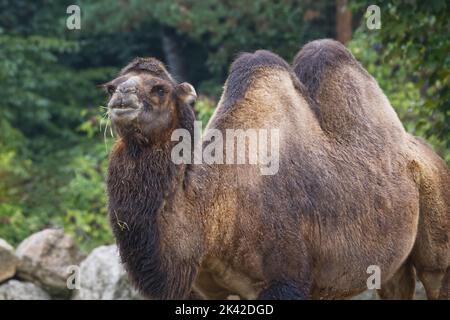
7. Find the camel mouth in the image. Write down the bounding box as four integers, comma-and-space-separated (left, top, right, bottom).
109, 107, 141, 124
111, 107, 138, 114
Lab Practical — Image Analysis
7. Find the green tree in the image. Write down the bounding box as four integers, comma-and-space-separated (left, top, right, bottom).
0, 0, 115, 248
82, 0, 335, 96
351, 0, 449, 163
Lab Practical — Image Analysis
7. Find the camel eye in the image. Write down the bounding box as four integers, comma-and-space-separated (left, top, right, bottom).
152, 85, 166, 97
107, 85, 116, 95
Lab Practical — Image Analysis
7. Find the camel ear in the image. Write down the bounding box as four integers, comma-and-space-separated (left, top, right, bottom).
176, 82, 197, 105
97, 82, 112, 91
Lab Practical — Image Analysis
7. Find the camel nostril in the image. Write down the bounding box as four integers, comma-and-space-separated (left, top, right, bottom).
118, 86, 137, 94
108, 95, 124, 109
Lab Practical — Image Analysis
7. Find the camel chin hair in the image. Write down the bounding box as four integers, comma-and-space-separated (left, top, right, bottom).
104, 42, 450, 300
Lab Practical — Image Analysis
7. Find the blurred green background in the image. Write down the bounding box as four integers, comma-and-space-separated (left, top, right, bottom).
0, 0, 448, 251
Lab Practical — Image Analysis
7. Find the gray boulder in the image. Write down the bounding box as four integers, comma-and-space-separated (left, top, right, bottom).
351, 289, 378, 300
0, 280, 50, 300
73, 245, 142, 300
414, 281, 427, 300
0, 239, 18, 283
352, 281, 428, 300
15, 229, 84, 298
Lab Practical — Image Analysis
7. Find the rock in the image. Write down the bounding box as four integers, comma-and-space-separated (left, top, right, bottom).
73, 245, 142, 300
0, 239, 18, 283
414, 281, 427, 300
15, 229, 84, 298
0, 280, 51, 300
352, 281, 428, 300
351, 290, 378, 300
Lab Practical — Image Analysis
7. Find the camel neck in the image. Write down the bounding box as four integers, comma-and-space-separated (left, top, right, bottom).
107, 140, 202, 299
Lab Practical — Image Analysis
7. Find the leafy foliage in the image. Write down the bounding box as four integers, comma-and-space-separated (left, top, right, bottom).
0, 2, 115, 249
60, 135, 113, 251
195, 96, 216, 128
351, 0, 449, 162
82, 0, 335, 93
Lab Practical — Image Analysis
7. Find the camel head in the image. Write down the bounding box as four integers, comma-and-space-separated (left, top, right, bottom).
102, 57, 197, 146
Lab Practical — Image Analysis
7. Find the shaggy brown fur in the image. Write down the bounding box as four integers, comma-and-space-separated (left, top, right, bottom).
406, 135, 450, 299
105, 42, 449, 300
293, 39, 450, 299
105, 58, 199, 299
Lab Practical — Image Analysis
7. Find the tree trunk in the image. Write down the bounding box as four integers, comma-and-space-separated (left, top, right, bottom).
161, 27, 187, 82
336, 0, 352, 44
